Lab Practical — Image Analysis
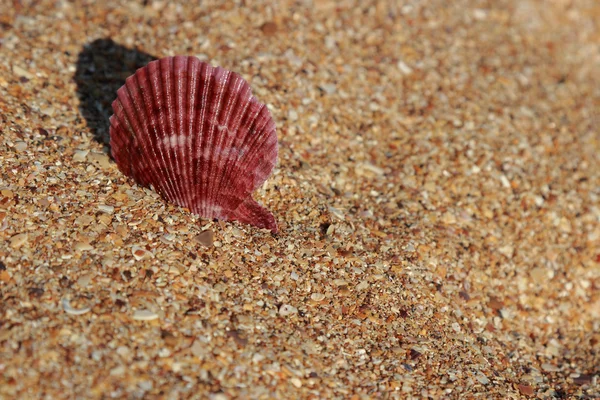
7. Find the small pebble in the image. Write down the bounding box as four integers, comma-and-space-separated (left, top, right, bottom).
76, 273, 93, 287
310, 293, 325, 302
73, 149, 89, 162
260, 21, 278, 36
397, 60, 413, 75
279, 304, 298, 317
62, 298, 92, 315
132, 245, 153, 261
132, 309, 159, 321
10, 233, 28, 249
319, 83, 337, 94
109, 365, 125, 376
88, 152, 111, 169
190, 340, 206, 357
541, 363, 560, 372
14, 141, 27, 152
476, 372, 489, 385
288, 109, 298, 121
195, 230, 214, 247
97, 204, 115, 214
12, 65, 34, 79
74, 242, 94, 252
290, 377, 302, 388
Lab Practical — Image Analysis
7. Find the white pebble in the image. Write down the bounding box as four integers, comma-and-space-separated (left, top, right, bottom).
98, 204, 115, 214
279, 304, 298, 317
132, 309, 159, 321
310, 293, 325, 302
62, 298, 91, 316
397, 60, 413, 75
14, 141, 27, 152
73, 149, 89, 162
319, 83, 337, 94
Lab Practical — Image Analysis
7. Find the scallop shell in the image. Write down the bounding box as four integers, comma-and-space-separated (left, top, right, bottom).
109, 56, 278, 232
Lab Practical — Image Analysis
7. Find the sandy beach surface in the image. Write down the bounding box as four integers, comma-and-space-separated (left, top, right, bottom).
0, 0, 599, 398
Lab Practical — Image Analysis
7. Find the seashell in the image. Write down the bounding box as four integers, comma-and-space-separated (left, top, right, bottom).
109, 56, 278, 232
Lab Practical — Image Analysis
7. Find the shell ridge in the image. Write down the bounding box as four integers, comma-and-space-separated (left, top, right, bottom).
133, 67, 176, 201
113, 89, 156, 192
170, 56, 191, 209
209, 74, 249, 217
220, 101, 268, 197
233, 104, 278, 192
184, 56, 198, 213
214, 87, 260, 209
190, 60, 206, 215
124, 75, 173, 197
149, 59, 181, 206
173, 56, 193, 210
196, 63, 214, 217
162, 57, 186, 207
203, 68, 229, 218
208, 68, 234, 218
109, 108, 134, 178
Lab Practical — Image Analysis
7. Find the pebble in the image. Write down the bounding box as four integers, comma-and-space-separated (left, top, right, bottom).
116, 346, 130, 358
40, 105, 55, 117
290, 377, 302, 388
132, 245, 153, 261
73, 149, 89, 162
476, 372, 490, 385
288, 109, 298, 121
14, 141, 27, 152
97, 204, 115, 214
190, 339, 207, 357
12, 64, 34, 79
88, 152, 111, 169
76, 273, 93, 287
541, 363, 560, 372
132, 309, 159, 321
397, 60, 413, 75
310, 293, 325, 302
195, 230, 214, 247
518, 384, 535, 396
356, 162, 385, 176
62, 298, 91, 315
279, 304, 298, 317
74, 242, 94, 252
10, 233, 28, 249
260, 21, 278, 36
530, 267, 548, 282
319, 83, 337, 94
328, 206, 345, 221
109, 365, 125, 376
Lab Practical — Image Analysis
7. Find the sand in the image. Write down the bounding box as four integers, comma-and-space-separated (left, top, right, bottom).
0, 0, 599, 398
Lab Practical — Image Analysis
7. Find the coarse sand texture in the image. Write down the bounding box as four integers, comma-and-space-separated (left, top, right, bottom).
0, 1, 599, 398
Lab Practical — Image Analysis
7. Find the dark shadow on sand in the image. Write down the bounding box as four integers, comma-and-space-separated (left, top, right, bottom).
74, 38, 157, 150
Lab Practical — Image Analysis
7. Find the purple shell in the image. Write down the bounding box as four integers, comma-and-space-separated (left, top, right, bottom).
109, 56, 278, 232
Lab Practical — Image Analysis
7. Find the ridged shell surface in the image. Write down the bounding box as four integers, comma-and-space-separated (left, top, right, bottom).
109, 56, 278, 232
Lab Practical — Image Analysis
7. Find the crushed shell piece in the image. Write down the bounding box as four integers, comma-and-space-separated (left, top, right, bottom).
133, 309, 159, 321
62, 298, 92, 315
